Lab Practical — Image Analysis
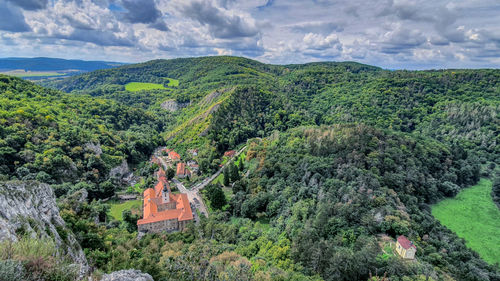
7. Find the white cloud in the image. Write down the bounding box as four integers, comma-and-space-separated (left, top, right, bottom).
0, 0, 499, 69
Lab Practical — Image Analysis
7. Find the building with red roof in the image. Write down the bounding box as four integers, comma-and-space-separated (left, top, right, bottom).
137, 177, 193, 233
164, 149, 181, 162
176, 162, 191, 178
396, 235, 417, 259
224, 150, 236, 157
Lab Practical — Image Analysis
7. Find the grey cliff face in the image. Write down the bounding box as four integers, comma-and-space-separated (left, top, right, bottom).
0, 181, 88, 271
101, 269, 154, 281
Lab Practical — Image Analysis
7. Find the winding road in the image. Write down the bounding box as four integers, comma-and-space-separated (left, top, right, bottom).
155, 146, 246, 218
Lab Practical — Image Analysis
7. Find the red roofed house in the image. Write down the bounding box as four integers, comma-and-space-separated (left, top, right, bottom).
396, 235, 417, 259
137, 178, 193, 233
224, 150, 236, 157
176, 162, 191, 178
165, 149, 180, 162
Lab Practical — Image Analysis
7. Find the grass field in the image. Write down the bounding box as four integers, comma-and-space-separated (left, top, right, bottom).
125, 82, 165, 91
432, 179, 500, 265
109, 200, 142, 221
165, 78, 179, 87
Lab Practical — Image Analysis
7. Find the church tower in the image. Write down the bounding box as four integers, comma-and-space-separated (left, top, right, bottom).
162, 184, 170, 204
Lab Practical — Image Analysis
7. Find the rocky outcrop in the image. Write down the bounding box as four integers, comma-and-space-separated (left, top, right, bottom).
109, 160, 129, 179
85, 142, 102, 156
0, 181, 87, 273
199, 88, 232, 108
109, 160, 139, 186
161, 99, 188, 112
101, 269, 154, 281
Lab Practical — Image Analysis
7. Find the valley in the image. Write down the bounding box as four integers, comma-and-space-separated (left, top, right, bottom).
0, 56, 499, 281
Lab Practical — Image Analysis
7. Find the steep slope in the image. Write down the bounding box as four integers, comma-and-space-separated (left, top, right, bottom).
235, 125, 497, 280
46, 57, 498, 163
0, 181, 87, 275
0, 75, 163, 199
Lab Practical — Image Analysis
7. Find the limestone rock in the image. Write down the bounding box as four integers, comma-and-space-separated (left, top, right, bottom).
0, 181, 88, 274
85, 142, 102, 156
101, 269, 154, 281
109, 160, 129, 180
161, 99, 180, 112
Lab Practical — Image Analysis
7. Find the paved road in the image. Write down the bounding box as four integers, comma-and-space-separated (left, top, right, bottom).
155, 145, 246, 218
191, 146, 246, 193
156, 155, 210, 218
172, 178, 208, 217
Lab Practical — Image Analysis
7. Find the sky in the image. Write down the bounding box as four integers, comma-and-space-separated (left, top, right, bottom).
0, 0, 499, 69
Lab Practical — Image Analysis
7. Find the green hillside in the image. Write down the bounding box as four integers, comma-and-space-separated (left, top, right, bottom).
125, 82, 166, 91
46, 57, 499, 162
0, 75, 163, 199
2, 56, 498, 280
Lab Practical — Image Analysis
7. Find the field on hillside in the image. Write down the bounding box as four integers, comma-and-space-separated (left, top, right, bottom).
125, 82, 165, 91
432, 179, 500, 265
109, 200, 142, 221
166, 77, 179, 87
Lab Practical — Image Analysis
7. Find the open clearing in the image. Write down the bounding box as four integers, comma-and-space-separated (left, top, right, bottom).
166, 78, 179, 87
125, 82, 165, 91
109, 200, 142, 221
432, 179, 500, 265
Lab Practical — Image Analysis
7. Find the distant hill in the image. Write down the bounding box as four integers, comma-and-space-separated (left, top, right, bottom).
0, 57, 126, 72
0, 57, 126, 80
1, 56, 500, 281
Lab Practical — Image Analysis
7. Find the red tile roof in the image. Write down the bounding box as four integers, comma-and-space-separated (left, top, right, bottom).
397, 235, 416, 249
224, 150, 236, 157
166, 149, 180, 161
157, 168, 166, 179
176, 162, 191, 176
137, 184, 193, 226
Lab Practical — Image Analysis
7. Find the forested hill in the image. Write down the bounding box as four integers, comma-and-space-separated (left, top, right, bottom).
47, 56, 499, 163
0, 75, 162, 199
11, 56, 498, 280
0, 57, 125, 72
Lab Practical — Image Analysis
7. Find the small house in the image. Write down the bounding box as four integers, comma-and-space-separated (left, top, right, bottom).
396, 235, 417, 259
224, 150, 236, 157
176, 162, 191, 178
166, 149, 180, 162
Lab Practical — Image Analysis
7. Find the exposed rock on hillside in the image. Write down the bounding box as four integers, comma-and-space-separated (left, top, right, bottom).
161, 99, 188, 112
85, 142, 102, 156
0, 181, 87, 272
199, 88, 232, 107
101, 269, 154, 281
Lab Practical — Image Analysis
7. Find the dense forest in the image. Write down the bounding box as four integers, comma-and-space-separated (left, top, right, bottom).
0, 75, 163, 199
1, 56, 499, 280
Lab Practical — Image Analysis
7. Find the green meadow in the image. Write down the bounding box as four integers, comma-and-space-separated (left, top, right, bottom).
109, 200, 142, 221
166, 78, 179, 87
432, 179, 500, 265
125, 82, 165, 91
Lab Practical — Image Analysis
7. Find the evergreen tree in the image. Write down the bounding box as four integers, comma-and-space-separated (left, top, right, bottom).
238, 159, 245, 171
166, 167, 175, 180
205, 184, 227, 210
223, 167, 230, 186
229, 162, 240, 182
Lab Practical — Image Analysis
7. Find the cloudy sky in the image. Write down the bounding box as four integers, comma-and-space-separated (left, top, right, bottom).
1, 0, 499, 69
